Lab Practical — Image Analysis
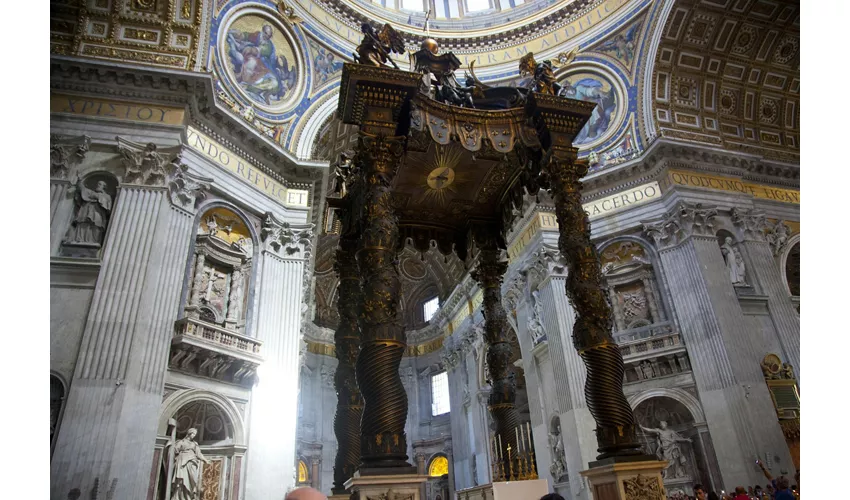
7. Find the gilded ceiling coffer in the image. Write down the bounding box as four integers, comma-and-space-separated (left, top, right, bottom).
528, 92, 644, 460
332, 234, 364, 493
469, 229, 521, 475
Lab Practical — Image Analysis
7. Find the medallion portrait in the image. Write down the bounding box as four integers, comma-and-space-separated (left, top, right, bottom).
223, 14, 300, 111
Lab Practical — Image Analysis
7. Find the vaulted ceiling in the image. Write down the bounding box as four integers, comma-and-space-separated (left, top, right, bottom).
650, 0, 799, 163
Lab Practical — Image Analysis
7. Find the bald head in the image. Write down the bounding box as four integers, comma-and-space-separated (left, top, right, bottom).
286, 487, 327, 500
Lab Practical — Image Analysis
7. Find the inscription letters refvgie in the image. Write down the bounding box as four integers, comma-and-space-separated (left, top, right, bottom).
187, 128, 309, 207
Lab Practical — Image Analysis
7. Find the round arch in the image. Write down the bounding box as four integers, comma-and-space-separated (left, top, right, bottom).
295, 92, 340, 160
427, 453, 450, 477
779, 233, 801, 298
628, 387, 706, 424
158, 389, 247, 446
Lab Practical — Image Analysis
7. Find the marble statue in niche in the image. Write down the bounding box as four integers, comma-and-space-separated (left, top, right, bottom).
640, 421, 691, 479
66, 176, 113, 246
527, 290, 548, 345
169, 428, 211, 500
548, 418, 567, 482
720, 237, 747, 286
639, 360, 654, 380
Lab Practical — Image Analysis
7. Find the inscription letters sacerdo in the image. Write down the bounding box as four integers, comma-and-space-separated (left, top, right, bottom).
187, 127, 309, 208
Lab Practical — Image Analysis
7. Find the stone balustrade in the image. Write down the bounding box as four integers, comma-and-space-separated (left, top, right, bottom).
170, 317, 263, 385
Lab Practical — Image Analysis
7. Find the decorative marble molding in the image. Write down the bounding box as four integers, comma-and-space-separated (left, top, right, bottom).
51, 134, 91, 179
302, 321, 335, 344
642, 202, 718, 249
730, 207, 768, 242
261, 212, 314, 259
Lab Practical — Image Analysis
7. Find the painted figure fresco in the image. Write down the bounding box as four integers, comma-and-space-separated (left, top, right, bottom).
559, 73, 618, 146
225, 17, 298, 106
311, 42, 344, 85
595, 20, 643, 66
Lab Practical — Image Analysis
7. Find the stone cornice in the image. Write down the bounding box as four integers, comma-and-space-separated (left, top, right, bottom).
583, 138, 800, 198
50, 56, 325, 186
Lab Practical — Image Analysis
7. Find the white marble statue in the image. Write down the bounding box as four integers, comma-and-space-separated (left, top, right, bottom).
66, 178, 113, 246
170, 428, 210, 500
640, 421, 691, 479
527, 290, 547, 344
548, 431, 566, 481
720, 237, 746, 285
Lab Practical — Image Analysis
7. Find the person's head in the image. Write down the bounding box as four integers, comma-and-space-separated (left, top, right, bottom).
540, 495, 566, 500
327, 53, 335, 62
186, 428, 198, 440
725, 237, 733, 245
735, 486, 746, 495
96, 180, 107, 192
693, 484, 706, 500
776, 476, 790, 491
754, 485, 762, 495
262, 25, 274, 40
285, 487, 326, 500
659, 420, 668, 429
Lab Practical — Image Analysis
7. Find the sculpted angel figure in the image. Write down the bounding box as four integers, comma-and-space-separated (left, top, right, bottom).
354, 23, 405, 68
640, 421, 691, 478
169, 428, 210, 500
66, 177, 113, 246
519, 53, 561, 95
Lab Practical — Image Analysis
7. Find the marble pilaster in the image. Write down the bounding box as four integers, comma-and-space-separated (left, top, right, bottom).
643, 202, 793, 488
50, 148, 206, 499
245, 213, 313, 499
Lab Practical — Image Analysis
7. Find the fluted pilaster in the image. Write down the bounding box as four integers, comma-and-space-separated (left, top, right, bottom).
246, 213, 313, 498
50, 181, 199, 499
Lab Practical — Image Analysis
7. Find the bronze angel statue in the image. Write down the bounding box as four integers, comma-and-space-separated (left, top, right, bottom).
519, 53, 562, 95
354, 23, 406, 68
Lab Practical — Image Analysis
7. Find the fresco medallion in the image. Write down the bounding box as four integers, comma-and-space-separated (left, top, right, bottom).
219, 12, 303, 113
558, 70, 625, 149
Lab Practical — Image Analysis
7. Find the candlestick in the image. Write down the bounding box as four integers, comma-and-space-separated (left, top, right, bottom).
519, 425, 525, 453
507, 444, 515, 481
529, 450, 538, 480
498, 435, 503, 461
526, 422, 532, 451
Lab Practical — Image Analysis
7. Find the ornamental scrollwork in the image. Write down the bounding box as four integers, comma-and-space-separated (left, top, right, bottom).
643, 202, 719, 249
51, 134, 91, 179
622, 474, 665, 500
261, 212, 315, 258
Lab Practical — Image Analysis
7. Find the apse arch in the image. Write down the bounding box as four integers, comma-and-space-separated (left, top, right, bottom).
158, 389, 247, 445
628, 387, 705, 424
295, 92, 340, 160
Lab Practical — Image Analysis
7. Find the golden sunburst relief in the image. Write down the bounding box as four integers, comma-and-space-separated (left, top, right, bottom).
402, 143, 473, 207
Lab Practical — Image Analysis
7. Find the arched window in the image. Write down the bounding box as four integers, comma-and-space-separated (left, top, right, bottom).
50, 374, 66, 456
428, 455, 449, 477
297, 460, 309, 484
785, 242, 800, 297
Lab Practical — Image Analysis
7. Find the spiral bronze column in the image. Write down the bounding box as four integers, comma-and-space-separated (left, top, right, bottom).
332, 235, 363, 493
470, 240, 521, 472
353, 132, 413, 471
528, 92, 643, 460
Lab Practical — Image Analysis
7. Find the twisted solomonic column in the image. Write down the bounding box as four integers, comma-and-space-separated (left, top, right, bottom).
332, 235, 364, 493
546, 149, 643, 459
470, 242, 521, 470
353, 132, 413, 470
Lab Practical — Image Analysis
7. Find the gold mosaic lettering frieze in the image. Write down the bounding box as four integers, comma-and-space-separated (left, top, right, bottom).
667, 170, 799, 204
51, 93, 186, 125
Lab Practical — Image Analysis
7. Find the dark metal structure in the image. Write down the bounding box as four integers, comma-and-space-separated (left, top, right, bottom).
329, 33, 645, 487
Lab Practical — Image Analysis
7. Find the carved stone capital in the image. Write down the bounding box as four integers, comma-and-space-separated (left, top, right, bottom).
643, 202, 719, 249
261, 212, 315, 259
116, 137, 183, 187
167, 153, 213, 212
730, 207, 769, 242
51, 134, 91, 179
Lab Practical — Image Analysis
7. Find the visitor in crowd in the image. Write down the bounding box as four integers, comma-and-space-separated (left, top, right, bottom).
285, 487, 326, 500
773, 477, 795, 500
693, 484, 707, 500
732, 486, 749, 500
540, 494, 565, 500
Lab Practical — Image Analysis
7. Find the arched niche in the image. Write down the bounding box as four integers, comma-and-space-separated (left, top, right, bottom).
598, 239, 670, 336
153, 389, 247, 500
630, 391, 714, 493
183, 205, 256, 333
716, 229, 748, 288
50, 373, 68, 457
59, 170, 120, 259
296, 458, 310, 485
428, 454, 449, 477
780, 236, 800, 300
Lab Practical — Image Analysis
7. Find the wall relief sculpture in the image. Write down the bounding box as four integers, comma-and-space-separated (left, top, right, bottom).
548, 417, 567, 482
527, 290, 548, 346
